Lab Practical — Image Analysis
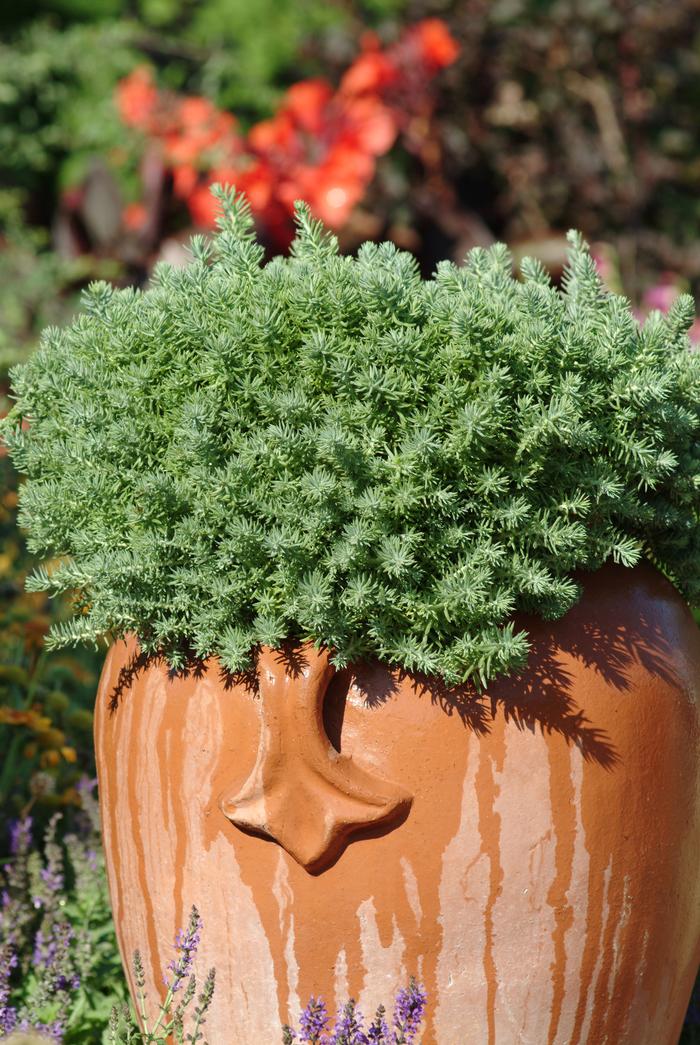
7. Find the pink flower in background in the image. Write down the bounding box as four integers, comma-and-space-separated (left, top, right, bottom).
643, 275, 681, 314
642, 275, 700, 342
593, 245, 699, 344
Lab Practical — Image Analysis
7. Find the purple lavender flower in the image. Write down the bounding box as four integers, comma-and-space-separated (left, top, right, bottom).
38, 864, 64, 897
367, 1005, 389, 1044
75, 776, 98, 797
33, 927, 50, 968
31, 817, 64, 914
0, 818, 33, 952
165, 906, 202, 993
328, 998, 367, 1045
0, 942, 18, 1036
0, 1007, 18, 1037
33, 922, 80, 993
9, 818, 33, 858
299, 997, 329, 1044
15, 1015, 64, 1041
290, 981, 427, 1045
84, 848, 99, 874
392, 979, 426, 1044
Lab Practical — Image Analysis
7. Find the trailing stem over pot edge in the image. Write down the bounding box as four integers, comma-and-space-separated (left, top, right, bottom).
3, 186, 700, 686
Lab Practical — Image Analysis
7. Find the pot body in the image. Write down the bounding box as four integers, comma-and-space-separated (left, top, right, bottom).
94, 564, 700, 1044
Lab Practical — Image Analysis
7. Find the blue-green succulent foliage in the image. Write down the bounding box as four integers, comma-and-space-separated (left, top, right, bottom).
4, 187, 700, 685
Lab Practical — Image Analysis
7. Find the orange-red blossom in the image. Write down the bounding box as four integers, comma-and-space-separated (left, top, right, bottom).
116, 19, 459, 247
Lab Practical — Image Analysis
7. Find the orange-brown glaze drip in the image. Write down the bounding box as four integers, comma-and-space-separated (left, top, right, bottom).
545, 738, 575, 1044
476, 713, 505, 1045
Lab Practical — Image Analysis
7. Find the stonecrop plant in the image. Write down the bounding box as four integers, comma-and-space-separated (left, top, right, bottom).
3, 186, 700, 686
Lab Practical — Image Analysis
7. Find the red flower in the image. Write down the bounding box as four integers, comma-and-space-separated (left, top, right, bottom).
166, 134, 204, 166
248, 113, 296, 153
283, 79, 334, 134
186, 182, 222, 228
342, 95, 398, 155
165, 98, 239, 167
232, 163, 275, 212
297, 142, 376, 227
407, 19, 459, 71
172, 164, 199, 200
311, 176, 365, 227
178, 96, 218, 128
117, 67, 158, 130
341, 50, 398, 96
123, 202, 148, 231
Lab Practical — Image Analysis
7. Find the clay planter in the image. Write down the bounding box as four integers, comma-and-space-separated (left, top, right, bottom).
94, 563, 700, 1044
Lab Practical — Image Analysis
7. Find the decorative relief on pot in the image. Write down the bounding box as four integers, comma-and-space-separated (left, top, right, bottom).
219, 646, 413, 872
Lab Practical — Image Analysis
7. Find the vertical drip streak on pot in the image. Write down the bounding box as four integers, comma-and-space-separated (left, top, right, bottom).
545, 737, 575, 1044
97, 647, 128, 1000
356, 896, 407, 1018
144, 680, 178, 1000
167, 705, 187, 958
601, 873, 633, 1043
569, 836, 612, 1044
476, 715, 505, 1045
433, 732, 484, 1041
272, 850, 302, 1022
551, 754, 589, 1045
126, 663, 166, 1007
333, 946, 349, 1016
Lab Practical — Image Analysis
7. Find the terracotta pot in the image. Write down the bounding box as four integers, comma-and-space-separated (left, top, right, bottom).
94, 563, 700, 1044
